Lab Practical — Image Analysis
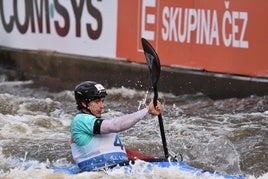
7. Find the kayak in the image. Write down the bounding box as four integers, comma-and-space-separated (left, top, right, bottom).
52, 159, 244, 179
51, 149, 244, 179
15, 147, 244, 179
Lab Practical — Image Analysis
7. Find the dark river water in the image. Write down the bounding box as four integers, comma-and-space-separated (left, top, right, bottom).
0, 76, 267, 178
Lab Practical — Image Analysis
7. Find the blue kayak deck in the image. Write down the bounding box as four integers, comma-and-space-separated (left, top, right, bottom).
52, 160, 244, 179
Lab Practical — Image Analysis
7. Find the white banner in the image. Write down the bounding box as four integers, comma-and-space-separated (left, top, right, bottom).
0, 0, 118, 57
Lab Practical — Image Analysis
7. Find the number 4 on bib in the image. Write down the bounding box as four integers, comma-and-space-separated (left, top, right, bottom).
113, 135, 124, 150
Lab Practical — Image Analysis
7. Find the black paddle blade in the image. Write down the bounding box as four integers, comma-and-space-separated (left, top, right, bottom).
141, 38, 161, 87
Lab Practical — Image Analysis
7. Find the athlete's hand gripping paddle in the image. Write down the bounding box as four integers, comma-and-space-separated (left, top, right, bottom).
141, 38, 169, 159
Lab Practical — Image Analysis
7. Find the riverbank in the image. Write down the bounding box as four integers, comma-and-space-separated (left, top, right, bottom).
1, 46, 268, 99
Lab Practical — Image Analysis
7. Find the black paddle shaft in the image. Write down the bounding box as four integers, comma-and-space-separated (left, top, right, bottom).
141, 38, 169, 159
153, 86, 169, 159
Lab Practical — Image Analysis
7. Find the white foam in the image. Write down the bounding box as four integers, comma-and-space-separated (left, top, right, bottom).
0, 80, 33, 86
0, 85, 267, 178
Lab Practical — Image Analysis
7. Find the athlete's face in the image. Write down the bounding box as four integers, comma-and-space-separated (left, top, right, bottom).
88, 98, 105, 118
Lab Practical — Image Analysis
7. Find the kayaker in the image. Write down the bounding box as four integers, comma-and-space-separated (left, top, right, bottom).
70, 81, 162, 171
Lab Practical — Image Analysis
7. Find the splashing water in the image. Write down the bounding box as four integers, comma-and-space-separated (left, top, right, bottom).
0, 79, 267, 178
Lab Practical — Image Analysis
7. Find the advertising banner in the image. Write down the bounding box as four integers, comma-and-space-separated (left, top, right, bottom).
117, 0, 268, 77
0, 0, 267, 77
0, 0, 118, 57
